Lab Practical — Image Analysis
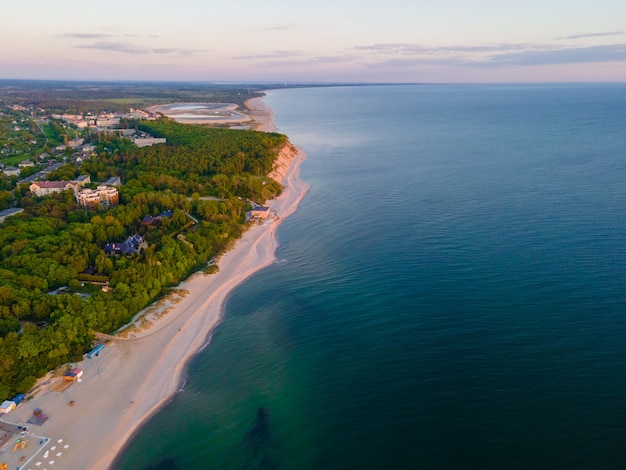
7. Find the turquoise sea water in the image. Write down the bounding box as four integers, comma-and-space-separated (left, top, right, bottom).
115, 84, 626, 469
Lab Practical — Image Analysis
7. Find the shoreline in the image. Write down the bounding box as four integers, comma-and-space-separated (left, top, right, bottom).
5, 93, 308, 470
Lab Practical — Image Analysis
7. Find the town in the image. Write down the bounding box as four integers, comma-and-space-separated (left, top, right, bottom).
0, 103, 166, 219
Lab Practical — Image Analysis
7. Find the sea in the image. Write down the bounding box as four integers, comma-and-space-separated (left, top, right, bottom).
115, 84, 626, 469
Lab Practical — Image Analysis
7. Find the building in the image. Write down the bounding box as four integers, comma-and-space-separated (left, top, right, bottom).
18, 160, 34, 168
102, 176, 122, 187
96, 117, 120, 127
29, 180, 74, 197
104, 234, 147, 256
68, 138, 84, 148
141, 210, 174, 226
0, 400, 16, 414
249, 206, 271, 219
132, 137, 167, 147
63, 368, 83, 382
75, 185, 119, 209
73, 174, 91, 188
2, 167, 20, 177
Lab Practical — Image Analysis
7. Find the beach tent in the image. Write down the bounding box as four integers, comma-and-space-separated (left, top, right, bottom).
11, 394, 25, 405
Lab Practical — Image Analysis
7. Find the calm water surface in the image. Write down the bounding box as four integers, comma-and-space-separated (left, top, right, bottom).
116, 84, 626, 469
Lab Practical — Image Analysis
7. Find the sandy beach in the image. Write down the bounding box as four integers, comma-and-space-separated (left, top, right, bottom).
2, 95, 308, 470
146, 102, 252, 126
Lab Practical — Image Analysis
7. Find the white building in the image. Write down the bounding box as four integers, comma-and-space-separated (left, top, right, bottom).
132, 137, 167, 147
29, 181, 75, 197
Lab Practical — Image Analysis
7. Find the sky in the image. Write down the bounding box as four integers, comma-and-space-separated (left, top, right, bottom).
2, 0, 626, 83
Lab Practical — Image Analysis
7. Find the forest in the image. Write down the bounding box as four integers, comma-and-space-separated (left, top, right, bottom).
0, 119, 291, 399
0, 80, 303, 114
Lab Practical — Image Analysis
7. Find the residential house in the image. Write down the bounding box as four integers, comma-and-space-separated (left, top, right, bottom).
73, 174, 91, 188
68, 138, 84, 148
104, 234, 147, 256
2, 167, 20, 177
102, 176, 122, 186
249, 206, 271, 219
141, 210, 174, 226
29, 180, 75, 197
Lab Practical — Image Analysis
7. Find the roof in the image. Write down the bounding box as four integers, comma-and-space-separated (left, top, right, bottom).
104, 234, 145, 255
32, 180, 71, 189
102, 176, 121, 186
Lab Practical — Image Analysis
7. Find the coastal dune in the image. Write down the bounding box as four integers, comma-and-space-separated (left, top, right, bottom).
6, 96, 308, 470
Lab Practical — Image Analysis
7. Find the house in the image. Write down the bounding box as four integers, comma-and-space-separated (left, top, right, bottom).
104, 234, 147, 256
0, 400, 16, 414
18, 160, 34, 168
141, 210, 174, 226
102, 176, 121, 187
73, 174, 91, 188
29, 180, 74, 197
2, 167, 20, 177
68, 138, 84, 148
141, 215, 157, 225
249, 206, 271, 219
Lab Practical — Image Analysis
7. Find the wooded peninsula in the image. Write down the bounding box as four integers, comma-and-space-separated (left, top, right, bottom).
0, 82, 294, 399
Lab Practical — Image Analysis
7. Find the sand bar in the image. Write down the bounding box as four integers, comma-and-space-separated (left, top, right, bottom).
3, 95, 308, 470
147, 102, 252, 126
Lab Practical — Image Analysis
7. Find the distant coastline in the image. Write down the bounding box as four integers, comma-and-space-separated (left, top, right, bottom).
7, 94, 309, 470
